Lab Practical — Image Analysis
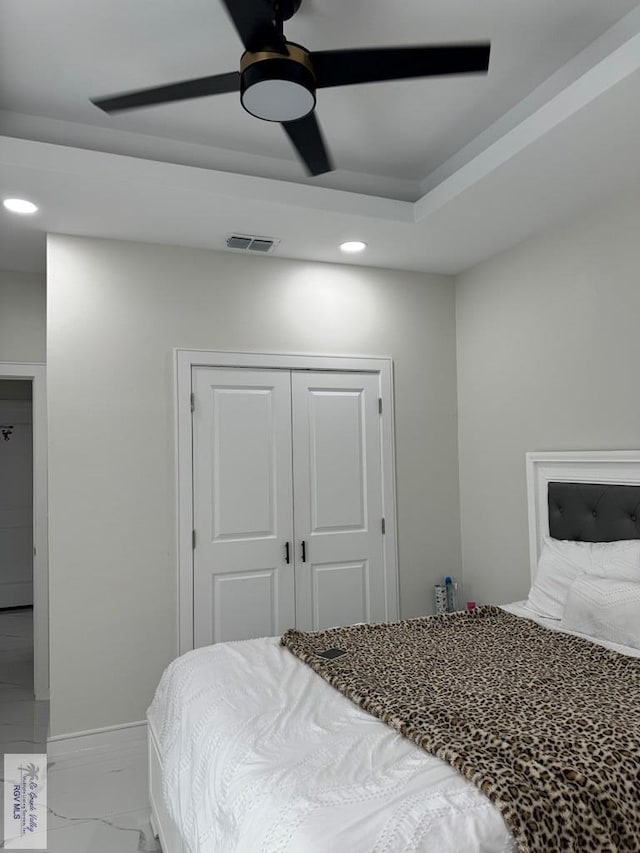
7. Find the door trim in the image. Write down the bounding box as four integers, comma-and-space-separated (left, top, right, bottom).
0, 362, 48, 699
175, 349, 399, 655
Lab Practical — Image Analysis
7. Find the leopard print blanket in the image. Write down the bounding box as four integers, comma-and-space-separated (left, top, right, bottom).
281, 606, 640, 852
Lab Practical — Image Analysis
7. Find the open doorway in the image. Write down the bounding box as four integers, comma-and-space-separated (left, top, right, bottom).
0, 379, 33, 609
0, 378, 37, 713
0, 364, 47, 700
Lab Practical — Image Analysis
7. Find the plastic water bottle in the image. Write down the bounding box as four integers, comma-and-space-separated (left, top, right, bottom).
445, 576, 458, 613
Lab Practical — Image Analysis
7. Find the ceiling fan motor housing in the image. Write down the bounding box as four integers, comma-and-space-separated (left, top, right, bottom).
240, 44, 316, 122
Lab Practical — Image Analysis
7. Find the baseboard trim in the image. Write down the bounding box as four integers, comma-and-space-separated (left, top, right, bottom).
47, 719, 147, 757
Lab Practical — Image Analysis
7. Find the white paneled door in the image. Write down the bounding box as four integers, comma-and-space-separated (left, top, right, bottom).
192, 367, 389, 646
291, 372, 385, 630
192, 369, 295, 646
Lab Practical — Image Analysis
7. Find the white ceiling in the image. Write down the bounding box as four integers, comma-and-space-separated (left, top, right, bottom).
1, 0, 640, 274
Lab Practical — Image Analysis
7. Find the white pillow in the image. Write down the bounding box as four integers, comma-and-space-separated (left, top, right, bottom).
526, 537, 640, 620
526, 538, 591, 619
561, 575, 640, 649
580, 539, 640, 580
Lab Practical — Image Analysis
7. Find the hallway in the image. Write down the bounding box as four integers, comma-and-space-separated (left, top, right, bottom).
0, 606, 48, 847
0, 607, 48, 751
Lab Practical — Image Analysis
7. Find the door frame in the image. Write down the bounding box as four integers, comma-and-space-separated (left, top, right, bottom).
175, 349, 399, 655
0, 362, 48, 699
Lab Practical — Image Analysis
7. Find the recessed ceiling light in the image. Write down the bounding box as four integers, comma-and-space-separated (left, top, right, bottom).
340, 241, 366, 253
3, 198, 38, 215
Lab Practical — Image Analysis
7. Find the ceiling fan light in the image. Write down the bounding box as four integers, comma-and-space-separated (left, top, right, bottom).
241, 57, 316, 122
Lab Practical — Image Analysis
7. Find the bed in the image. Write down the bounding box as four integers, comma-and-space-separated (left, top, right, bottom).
147, 451, 640, 852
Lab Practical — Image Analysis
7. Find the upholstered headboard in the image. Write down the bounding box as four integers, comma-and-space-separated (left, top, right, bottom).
526, 451, 640, 580
548, 482, 640, 542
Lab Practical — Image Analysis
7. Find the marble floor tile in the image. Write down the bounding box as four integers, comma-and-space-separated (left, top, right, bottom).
44, 807, 160, 853
0, 609, 47, 755
0, 608, 159, 852
0, 695, 47, 726
0, 702, 48, 749
0, 608, 51, 848
48, 741, 150, 828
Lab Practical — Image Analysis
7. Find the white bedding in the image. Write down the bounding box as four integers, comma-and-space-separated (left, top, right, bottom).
147, 602, 639, 853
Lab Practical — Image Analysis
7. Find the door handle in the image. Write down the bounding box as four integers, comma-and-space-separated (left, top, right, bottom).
301, 540, 306, 562
285, 541, 290, 564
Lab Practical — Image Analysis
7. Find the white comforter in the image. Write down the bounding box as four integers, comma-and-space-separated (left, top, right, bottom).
146, 603, 638, 853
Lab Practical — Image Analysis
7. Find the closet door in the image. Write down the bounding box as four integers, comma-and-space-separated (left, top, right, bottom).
291, 372, 386, 631
192, 368, 295, 647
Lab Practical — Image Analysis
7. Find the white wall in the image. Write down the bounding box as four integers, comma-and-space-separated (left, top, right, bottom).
456, 185, 640, 606
47, 234, 461, 736
0, 269, 46, 363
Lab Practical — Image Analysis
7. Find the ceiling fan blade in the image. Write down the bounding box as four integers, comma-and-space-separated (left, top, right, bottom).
281, 113, 333, 176
219, 0, 285, 53
92, 72, 240, 113
310, 43, 490, 89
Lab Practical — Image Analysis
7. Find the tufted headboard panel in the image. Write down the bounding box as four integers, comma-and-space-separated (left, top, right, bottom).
548, 481, 640, 542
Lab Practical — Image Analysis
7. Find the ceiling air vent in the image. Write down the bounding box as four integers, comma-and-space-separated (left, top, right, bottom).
225, 234, 279, 253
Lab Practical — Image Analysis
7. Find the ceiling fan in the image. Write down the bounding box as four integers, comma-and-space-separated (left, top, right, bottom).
91, 0, 490, 177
